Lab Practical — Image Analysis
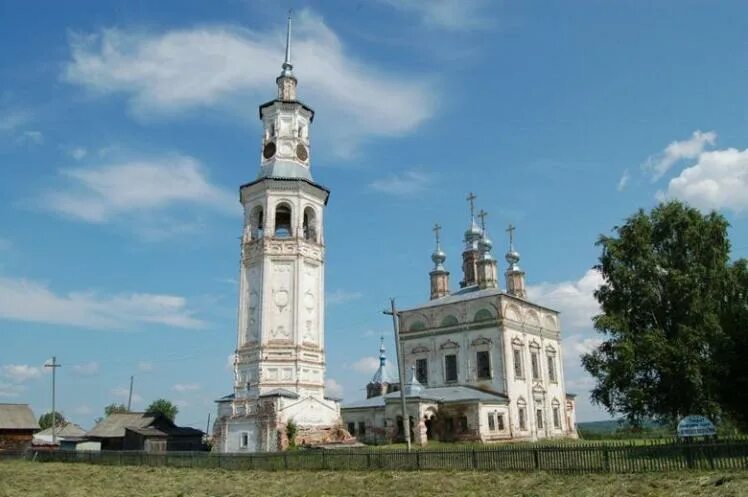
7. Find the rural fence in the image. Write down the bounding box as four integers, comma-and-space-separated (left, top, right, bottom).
21, 439, 748, 473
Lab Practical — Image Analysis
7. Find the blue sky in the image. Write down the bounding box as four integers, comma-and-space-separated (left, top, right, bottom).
2, 0, 747, 429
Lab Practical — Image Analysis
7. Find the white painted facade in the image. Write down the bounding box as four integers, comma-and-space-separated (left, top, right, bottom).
342, 211, 577, 445
214, 17, 340, 453
398, 290, 577, 441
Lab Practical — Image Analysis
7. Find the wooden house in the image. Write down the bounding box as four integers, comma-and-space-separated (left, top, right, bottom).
0, 403, 40, 451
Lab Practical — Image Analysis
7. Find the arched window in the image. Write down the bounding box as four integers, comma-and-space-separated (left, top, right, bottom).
303, 206, 318, 242
249, 205, 264, 240
409, 321, 426, 332
440, 315, 458, 327
274, 203, 292, 238
474, 309, 493, 322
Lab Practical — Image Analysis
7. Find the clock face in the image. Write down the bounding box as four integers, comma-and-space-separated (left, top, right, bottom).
296, 144, 308, 162
263, 142, 276, 159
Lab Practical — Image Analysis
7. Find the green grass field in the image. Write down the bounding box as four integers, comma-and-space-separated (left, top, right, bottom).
1, 461, 746, 497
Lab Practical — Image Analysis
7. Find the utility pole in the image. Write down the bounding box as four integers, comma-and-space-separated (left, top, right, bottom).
127, 375, 134, 411
384, 298, 411, 451
44, 356, 62, 445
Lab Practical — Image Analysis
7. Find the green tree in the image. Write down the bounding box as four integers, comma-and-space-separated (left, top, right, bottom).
582, 201, 735, 425
38, 411, 66, 430
145, 399, 178, 422
104, 403, 128, 416
715, 259, 748, 429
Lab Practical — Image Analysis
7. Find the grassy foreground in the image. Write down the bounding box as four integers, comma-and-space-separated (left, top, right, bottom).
1, 461, 746, 497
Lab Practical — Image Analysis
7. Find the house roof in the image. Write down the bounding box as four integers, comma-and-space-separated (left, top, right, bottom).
86, 412, 158, 439
259, 388, 299, 399
35, 422, 86, 438
342, 385, 509, 410
0, 403, 39, 430
400, 285, 559, 314
126, 426, 167, 437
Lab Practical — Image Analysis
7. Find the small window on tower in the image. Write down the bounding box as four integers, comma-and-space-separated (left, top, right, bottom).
274, 204, 292, 237
250, 205, 264, 240
240, 432, 249, 448
303, 207, 317, 242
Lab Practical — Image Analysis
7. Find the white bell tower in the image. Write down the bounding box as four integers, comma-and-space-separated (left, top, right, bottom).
215, 13, 342, 453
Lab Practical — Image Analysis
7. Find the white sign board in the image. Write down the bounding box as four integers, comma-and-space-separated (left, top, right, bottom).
677, 415, 716, 438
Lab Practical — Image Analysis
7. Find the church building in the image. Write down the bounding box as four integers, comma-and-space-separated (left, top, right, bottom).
213, 15, 343, 453
342, 198, 577, 444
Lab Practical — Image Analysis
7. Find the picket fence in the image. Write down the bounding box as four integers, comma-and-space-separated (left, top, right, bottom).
23, 439, 748, 473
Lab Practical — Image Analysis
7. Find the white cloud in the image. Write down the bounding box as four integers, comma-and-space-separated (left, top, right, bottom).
0, 275, 204, 330
69, 147, 88, 160
617, 169, 630, 192
71, 361, 100, 376
226, 353, 236, 371
63, 11, 435, 155
0, 380, 25, 398
73, 405, 93, 416
527, 269, 603, 330
643, 130, 716, 181
173, 383, 200, 392
325, 378, 344, 398
350, 356, 379, 375
137, 361, 154, 373
369, 170, 432, 195
656, 147, 748, 213
565, 334, 603, 357
327, 289, 362, 305
1, 364, 43, 382
18, 130, 44, 145
379, 0, 494, 31
527, 269, 613, 421
111, 386, 142, 405
0, 108, 33, 132
40, 155, 236, 224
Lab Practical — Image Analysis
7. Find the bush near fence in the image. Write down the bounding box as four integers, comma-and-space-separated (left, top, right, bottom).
22, 438, 748, 473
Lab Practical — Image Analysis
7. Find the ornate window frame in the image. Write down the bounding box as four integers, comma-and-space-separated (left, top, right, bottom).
511, 337, 524, 380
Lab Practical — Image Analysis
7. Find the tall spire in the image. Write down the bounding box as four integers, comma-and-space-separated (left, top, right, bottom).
281, 10, 293, 78
276, 11, 297, 101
